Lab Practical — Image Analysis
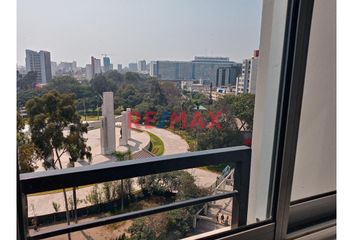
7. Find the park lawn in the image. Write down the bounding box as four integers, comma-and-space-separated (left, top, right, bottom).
80, 115, 102, 122
147, 132, 165, 156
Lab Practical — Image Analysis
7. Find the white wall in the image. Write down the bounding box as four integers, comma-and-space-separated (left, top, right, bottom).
247, 0, 288, 222
291, 0, 336, 201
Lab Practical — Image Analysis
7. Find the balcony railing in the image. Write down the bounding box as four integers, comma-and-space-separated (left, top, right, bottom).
18, 146, 251, 240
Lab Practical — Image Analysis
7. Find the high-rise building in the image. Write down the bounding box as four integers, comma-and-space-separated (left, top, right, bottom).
138, 60, 147, 73
85, 64, 92, 80
51, 62, 57, 76
156, 61, 193, 81
103, 56, 112, 73
57, 61, 77, 74
25, 49, 52, 84
154, 57, 237, 83
248, 50, 259, 94
128, 63, 138, 72
117, 64, 123, 72
149, 61, 157, 77
90, 56, 101, 78
192, 57, 236, 85
216, 65, 241, 87
236, 50, 259, 95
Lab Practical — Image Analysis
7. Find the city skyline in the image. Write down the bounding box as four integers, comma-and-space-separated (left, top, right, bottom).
17, 0, 262, 66
19, 51, 257, 69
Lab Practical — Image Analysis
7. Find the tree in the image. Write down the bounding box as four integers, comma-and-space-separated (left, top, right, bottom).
17, 71, 37, 90
26, 90, 92, 238
165, 209, 193, 239
131, 171, 206, 239
128, 213, 168, 240
233, 93, 255, 130
47, 76, 80, 93
17, 88, 46, 108
91, 74, 117, 97
115, 85, 143, 109
17, 112, 38, 173
137, 170, 205, 199
128, 209, 194, 240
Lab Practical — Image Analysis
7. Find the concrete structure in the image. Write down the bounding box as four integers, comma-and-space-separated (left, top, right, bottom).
181, 80, 206, 92
192, 57, 236, 86
138, 60, 147, 73
85, 64, 93, 80
103, 56, 113, 72
149, 61, 157, 77
126, 108, 132, 139
25, 49, 52, 84
154, 57, 238, 85
56, 61, 77, 75
90, 56, 101, 78
117, 64, 123, 72
128, 63, 138, 72
216, 65, 241, 87
236, 50, 259, 95
100, 92, 116, 154
156, 60, 193, 81
119, 110, 129, 146
51, 62, 57, 76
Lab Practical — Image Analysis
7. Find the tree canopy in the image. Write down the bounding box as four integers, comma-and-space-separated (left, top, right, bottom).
26, 90, 92, 167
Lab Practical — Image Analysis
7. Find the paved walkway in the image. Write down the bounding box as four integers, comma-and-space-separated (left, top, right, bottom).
28, 126, 220, 217
142, 127, 189, 155
142, 126, 219, 188
35, 127, 150, 171
28, 128, 150, 216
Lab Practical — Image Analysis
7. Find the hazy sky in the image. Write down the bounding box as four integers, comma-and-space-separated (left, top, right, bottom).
17, 0, 262, 67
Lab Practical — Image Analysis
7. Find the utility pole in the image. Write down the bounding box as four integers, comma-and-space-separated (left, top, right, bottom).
83, 98, 87, 121
209, 82, 213, 105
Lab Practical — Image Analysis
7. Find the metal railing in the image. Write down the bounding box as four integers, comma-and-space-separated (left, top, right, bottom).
18, 146, 251, 240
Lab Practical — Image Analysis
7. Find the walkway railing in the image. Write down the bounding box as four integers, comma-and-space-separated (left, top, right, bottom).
18, 146, 251, 240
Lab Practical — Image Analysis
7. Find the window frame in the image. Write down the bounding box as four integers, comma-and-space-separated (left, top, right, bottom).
17, 0, 337, 239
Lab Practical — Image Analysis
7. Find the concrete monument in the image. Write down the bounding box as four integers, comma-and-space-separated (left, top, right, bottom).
119, 110, 129, 146
100, 92, 116, 154
126, 108, 132, 139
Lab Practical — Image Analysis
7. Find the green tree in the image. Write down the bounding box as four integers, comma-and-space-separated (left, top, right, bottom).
91, 74, 117, 97
128, 209, 194, 240
17, 113, 38, 173
165, 209, 193, 239
26, 90, 92, 237
233, 93, 255, 130
128, 214, 168, 240
115, 85, 143, 109
17, 71, 37, 90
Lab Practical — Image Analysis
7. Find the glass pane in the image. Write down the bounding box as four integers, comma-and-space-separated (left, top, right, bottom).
291, 0, 336, 201
17, 0, 289, 238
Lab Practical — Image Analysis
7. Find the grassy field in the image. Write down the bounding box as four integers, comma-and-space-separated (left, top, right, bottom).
80, 115, 102, 121
147, 132, 165, 156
